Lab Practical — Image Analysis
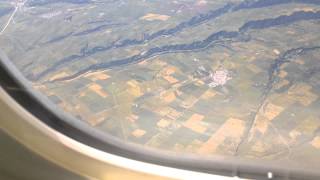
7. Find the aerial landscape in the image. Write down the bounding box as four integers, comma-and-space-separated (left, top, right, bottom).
1, 0, 320, 171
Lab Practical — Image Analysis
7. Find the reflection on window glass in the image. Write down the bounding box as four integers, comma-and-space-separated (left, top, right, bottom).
1, 0, 320, 172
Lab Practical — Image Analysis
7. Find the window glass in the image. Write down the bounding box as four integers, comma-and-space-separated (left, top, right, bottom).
1, 0, 320, 173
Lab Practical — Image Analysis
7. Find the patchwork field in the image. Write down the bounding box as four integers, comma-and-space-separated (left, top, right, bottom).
1, 0, 320, 172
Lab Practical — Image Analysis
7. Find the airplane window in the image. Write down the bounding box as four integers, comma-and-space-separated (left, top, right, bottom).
1, 0, 320, 179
